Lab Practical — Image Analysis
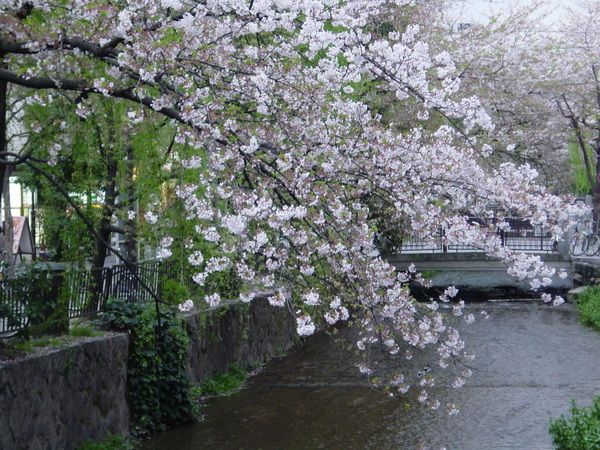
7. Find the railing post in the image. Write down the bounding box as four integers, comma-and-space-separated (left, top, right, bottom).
441, 228, 448, 253
541, 228, 545, 252
32, 269, 69, 336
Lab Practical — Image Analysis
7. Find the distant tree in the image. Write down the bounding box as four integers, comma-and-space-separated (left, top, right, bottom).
435, 0, 600, 228
548, 0, 600, 228
429, 2, 574, 193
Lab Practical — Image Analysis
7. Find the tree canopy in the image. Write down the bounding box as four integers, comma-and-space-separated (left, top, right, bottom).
0, 0, 586, 407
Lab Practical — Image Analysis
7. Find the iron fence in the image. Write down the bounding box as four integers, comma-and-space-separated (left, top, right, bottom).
0, 217, 558, 336
0, 259, 196, 337
0, 282, 28, 336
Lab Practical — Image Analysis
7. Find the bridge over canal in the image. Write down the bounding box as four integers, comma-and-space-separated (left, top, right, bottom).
386, 251, 599, 300
383, 214, 600, 299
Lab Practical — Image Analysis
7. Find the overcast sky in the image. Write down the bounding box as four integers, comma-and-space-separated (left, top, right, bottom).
444, 0, 581, 30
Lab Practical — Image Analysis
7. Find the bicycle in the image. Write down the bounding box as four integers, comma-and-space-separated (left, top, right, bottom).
569, 221, 600, 256
569, 221, 592, 256
585, 232, 600, 256
569, 229, 588, 256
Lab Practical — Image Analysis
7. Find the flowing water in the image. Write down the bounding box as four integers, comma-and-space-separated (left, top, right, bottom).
142, 302, 600, 449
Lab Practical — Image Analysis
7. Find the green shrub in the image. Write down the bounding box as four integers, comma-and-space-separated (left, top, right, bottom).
549, 397, 600, 449
576, 286, 600, 330
160, 279, 188, 306
0, 264, 58, 338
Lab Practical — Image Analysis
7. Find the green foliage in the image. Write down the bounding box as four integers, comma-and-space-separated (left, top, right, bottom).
12, 265, 53, 325
569, 139, 593, 196
0, 301, 20, 329
160, 278, 188, 306
194, 363, 248, 397
12, 337, 51, 353
11, 335, 68, 353
19, 94, 179, 265
69, 324, 102, 338
205, 267, 242, 300
96, 299, 194, 435
575, 285, 600, 330
549, 397, 600, 449
0, 264, 63, 338
76, 435, 136, 450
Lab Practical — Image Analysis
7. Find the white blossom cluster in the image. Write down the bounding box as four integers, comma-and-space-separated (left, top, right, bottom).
0, 0, 589, 413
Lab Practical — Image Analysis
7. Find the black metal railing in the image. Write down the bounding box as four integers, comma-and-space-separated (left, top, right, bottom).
399, 218, 558, 253
0, 283, 28, 336
0, 259, 197, 336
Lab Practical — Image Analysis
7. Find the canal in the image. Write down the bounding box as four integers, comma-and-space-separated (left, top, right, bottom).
143, 301, 600, 449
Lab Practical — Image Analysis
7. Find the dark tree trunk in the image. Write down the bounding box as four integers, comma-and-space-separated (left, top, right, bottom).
89, 156, 118, 307
0, 68, 10, 263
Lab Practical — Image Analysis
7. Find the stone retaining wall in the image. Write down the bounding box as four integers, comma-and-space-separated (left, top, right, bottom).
0, 333, 130, 450
185, 295, 297, 384
0, 294, 297, 449
572, 261, 600, 287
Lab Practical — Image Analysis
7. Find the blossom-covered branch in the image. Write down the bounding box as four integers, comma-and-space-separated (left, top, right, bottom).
0, 0, 586, 409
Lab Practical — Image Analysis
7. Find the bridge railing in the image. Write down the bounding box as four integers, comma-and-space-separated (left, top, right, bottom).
400, 218, 558, 253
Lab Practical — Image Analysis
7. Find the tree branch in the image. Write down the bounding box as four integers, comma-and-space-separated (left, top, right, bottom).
0, 68, 189, 123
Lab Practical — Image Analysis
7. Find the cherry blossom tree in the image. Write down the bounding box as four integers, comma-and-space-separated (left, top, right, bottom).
438, 0, 600, 221
431, 1, 575, 194
545, 0, 600, 228
0, 0, 584, 406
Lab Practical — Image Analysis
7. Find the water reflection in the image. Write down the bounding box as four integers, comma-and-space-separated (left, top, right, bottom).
143, 302, 600, 449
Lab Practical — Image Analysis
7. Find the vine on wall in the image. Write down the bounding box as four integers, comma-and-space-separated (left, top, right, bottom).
96, 299, 194, 435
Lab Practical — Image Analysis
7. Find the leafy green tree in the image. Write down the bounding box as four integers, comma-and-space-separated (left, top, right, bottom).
18, 95, 176, 267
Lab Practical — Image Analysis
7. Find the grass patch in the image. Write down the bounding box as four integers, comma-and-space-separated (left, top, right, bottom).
0, 340, 27, 360
195, 363, 248, 397
77, 435, 136, 450
549, 397, 600, 449
5, 324, 103, 356
70, 325, 102, 338
13, 337, 53, 352
575, 285, 600, 330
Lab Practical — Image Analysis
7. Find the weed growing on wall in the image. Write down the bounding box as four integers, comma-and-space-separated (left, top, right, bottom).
194, 363, 248, 397
96, 299, 194, 435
